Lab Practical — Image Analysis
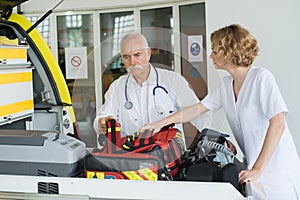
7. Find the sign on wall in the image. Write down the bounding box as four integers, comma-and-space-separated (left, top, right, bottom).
65, 47, 88, 79
188, 35, 203, 63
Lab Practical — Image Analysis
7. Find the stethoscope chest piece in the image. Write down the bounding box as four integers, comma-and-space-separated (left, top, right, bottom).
124, 101, 133, 110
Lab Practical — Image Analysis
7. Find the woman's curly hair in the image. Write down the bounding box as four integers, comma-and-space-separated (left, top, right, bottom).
210, 24, 259, 66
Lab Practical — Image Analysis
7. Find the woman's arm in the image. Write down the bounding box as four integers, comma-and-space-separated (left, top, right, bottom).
239, 112, 286, 183
142, 102, 208, 133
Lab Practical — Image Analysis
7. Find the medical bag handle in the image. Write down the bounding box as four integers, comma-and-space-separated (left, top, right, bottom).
122, 123, 179, 150
103, 119, 124, 153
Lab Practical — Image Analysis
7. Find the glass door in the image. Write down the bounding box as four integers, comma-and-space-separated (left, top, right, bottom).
100, 11, 135, 98
57, 14, 96, 147
180, 3, 207, 148
140, 7, 174, 70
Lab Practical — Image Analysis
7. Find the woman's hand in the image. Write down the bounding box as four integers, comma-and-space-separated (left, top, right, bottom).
141, 119, 166, 134
226, 140, 237, 155
238, 168, 261, 183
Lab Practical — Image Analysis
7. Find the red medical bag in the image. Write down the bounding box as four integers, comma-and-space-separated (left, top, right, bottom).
84, 119, 185, 180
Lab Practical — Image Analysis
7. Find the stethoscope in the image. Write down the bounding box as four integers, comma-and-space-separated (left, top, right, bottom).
124, 66, 176, 115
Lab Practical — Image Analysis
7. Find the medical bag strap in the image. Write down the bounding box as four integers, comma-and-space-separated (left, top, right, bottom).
122, 129, 154, 150
151, 127, 179, 144
123, 126, 178, 150
133, 129, 154, 146
121, 124, 178, 151
133, 123, 177, 147
104, 119, 122, 153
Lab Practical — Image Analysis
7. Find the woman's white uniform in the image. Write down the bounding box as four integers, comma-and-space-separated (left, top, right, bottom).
94, 65, 209, 141
202, 66, 300, 200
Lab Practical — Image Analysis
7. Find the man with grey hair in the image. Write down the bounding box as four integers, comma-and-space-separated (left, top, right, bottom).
93, 31, 209, 148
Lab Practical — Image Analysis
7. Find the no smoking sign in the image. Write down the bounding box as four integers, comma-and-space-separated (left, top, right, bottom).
65, 47, 88, 79
71, 56, 82, 68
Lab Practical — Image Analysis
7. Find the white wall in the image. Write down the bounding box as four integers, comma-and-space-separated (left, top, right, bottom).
21, 0, 300, 155
20, 0, 182, 13
206, 0, 300, 156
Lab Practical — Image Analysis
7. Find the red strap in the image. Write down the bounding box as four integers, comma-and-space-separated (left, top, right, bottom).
151, 128, 177, 143
124, 128, 178, 150
134, 129, 153, 147
104, 119, 123, 153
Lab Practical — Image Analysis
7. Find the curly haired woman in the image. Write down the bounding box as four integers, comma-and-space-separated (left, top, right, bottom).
142, 24, 300, 200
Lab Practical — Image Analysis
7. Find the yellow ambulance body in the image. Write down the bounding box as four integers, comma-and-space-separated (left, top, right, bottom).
0, 0, 79, 138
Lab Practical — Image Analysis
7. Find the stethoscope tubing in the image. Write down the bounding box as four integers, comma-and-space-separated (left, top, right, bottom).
124, 66, 169, 110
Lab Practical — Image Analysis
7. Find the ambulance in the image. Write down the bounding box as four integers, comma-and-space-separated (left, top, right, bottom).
0, 0, 79, 138
0, 1, 248, 199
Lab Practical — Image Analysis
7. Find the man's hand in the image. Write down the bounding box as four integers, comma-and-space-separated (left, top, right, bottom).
98, 116, 114, 134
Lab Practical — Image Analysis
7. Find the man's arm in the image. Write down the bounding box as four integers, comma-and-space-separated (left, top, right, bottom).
93, 82, 118, 135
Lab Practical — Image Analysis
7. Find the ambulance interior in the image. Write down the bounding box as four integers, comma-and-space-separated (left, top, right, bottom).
0, 20, 74, 136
